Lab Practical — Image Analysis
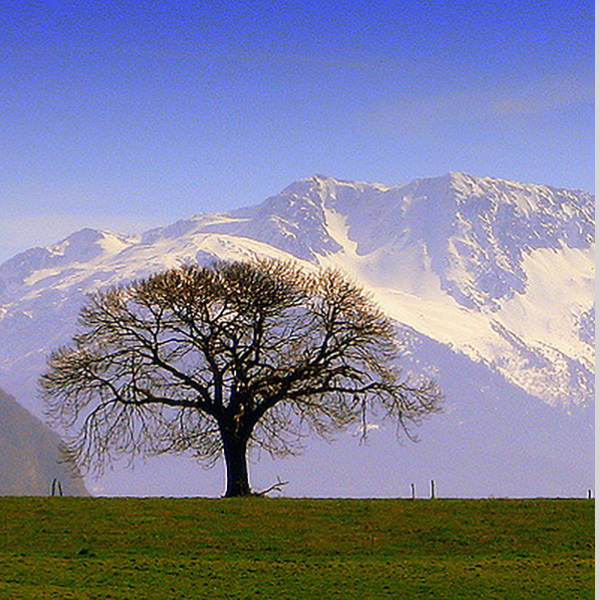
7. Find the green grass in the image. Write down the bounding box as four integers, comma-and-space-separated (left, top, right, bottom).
0, 497, 593, 599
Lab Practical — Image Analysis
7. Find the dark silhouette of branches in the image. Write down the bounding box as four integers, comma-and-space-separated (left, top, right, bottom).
42, 259, 441, 496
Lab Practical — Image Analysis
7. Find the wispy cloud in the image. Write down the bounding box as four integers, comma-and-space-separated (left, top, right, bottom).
362, 72, 594, 135
490, 77, 594, 115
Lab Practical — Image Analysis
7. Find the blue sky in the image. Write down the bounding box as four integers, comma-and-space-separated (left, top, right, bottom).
0, 0, 594, 262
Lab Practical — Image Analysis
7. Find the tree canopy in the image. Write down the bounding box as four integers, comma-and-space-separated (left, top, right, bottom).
42, 259, 441, 496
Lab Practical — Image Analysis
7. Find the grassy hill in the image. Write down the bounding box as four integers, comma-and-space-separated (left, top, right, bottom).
0, 497, 593, 599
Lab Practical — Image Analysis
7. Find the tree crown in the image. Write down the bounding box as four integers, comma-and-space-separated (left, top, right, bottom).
42, 259, 441, 480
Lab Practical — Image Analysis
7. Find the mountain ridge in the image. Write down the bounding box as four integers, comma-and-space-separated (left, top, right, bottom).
0, 172, 593, 407
0, 171, 593, 497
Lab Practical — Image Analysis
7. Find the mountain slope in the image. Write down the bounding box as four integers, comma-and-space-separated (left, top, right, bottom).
0, 386, 88, 496
0, 172, 593, 497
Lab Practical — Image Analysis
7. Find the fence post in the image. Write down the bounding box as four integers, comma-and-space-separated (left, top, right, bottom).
410, 483, 416, 500
430, 479, 436, 499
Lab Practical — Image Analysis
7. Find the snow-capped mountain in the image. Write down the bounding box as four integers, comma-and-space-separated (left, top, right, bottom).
0, 173, 594, 497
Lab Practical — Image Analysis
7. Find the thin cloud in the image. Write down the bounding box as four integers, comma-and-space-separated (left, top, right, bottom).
491, 77, 594, 115
362, 73, 593, 135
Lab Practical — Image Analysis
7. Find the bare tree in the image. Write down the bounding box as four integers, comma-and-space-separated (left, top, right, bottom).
41, 259, 441, 497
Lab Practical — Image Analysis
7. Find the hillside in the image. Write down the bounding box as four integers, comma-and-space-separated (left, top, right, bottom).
0, 387, 88, 496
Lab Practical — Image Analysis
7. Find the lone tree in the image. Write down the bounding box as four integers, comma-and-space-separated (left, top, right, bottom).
42, 259, 441, 497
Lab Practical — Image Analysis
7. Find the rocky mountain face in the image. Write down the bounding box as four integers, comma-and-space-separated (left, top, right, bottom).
0, 172, 594, 497
0, 386, 88, 496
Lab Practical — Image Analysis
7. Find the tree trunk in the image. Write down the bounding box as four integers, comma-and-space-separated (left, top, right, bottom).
222, 433, 251, 497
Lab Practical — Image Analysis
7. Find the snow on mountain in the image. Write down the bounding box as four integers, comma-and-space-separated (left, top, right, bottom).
0, 172, 594, 497
243, 172, 594, 407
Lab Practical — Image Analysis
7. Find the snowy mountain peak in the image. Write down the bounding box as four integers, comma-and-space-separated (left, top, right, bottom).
0, 171, 593, 497
49, 228, 138, 260
0, 171, 593, 411
445, 171, 594, 220
0, 228, 138, 297
274, 172, 595, 311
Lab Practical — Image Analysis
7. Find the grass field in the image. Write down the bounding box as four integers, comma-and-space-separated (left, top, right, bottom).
0, 497, 593, 599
